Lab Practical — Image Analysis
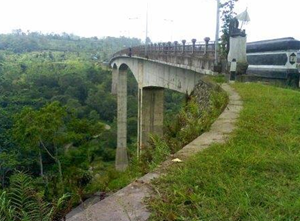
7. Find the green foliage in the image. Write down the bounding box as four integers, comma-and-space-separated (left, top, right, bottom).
0, 31, 194, 218
14, 102, 66, 144
63, 168, 92, 204
148, 135, 171, 170
0, 151, 18, 188
0, 35, 123, 192
148, 83, 300, 220
0, 172, 69, 221
210, 74, 227, 84
0, 30, 141, 58
0, 191, 14, 221
13, 102, 69, 183
164, 89, 227, 154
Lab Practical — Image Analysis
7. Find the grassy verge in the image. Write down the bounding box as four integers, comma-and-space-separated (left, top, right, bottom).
147, 83, 300, 220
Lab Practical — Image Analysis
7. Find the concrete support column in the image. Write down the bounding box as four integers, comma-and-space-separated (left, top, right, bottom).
116, 68, 128, 171
111, 67, 118, 95
141, 87, 164, 149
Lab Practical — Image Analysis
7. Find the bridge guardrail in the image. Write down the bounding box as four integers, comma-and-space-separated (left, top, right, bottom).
112, 39, 216, 59
110, 38, 222, 74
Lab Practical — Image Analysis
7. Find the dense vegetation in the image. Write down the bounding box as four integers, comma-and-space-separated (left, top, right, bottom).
148, 83, 300, 220
0, 31, 186, 219
0, 30, 229, 220
0, 29, 141, 60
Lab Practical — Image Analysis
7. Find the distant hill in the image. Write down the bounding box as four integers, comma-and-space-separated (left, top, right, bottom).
0, 30, 142, 60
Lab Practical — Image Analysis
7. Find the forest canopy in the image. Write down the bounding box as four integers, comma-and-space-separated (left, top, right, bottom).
0, 30, 184, 219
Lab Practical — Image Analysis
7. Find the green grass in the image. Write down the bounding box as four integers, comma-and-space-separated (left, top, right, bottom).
147, 83, 300, 221
209, 74, 227, 84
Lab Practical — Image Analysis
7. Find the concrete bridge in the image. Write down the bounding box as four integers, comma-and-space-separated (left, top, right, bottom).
109, 38, 219, 171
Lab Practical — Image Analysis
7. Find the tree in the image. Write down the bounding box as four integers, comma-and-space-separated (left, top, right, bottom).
86, 89, 117, 122
13, 102, 67, 183
13, 102, 106, 184
13, 107, 44, 178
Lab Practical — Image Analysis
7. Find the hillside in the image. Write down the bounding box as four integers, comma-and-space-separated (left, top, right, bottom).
148, 83, 300, 220
0, 30, 141, 60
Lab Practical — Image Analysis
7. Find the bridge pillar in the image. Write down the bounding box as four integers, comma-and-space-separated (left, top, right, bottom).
116, 67, 128, 171
111, 66, 118, 95
139, 87, 164, 150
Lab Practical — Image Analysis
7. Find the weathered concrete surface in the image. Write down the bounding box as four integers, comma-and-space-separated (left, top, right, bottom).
116, 69, 128, 171
67, 83, 242, 221
111, 57, 206, 94
111, 67, 118, 95
67, 172, 160, 221
141, 87, 164, 148
228, 36, 248, 64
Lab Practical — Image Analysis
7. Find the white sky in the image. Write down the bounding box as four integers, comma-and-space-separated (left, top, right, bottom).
0, 0, 299, 43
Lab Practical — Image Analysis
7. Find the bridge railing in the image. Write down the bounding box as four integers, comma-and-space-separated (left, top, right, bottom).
112, 38, 216, 59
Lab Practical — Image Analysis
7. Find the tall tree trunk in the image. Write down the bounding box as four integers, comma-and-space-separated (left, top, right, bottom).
54, 144, 63, 184
39, 138, 63, 184
57, 159, 63, 184
39, 148, 44, 177
1, 168, 5, 188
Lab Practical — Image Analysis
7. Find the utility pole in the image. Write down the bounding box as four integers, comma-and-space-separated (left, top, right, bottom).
215, 0, 220, 65
145, 2, 149, 57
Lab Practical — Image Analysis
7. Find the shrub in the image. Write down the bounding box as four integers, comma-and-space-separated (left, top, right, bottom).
0, 172, 69, 221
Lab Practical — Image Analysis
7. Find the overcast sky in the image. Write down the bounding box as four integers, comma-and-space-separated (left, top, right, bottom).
0, 0, 299, 43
